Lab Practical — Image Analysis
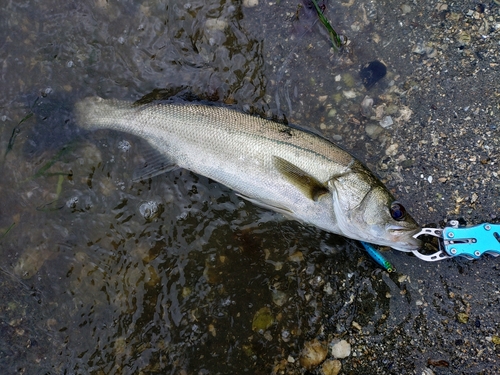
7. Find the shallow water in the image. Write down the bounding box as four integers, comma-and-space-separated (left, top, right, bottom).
1, 1, 498, 374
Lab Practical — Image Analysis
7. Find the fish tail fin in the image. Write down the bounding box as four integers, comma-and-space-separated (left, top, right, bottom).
75, 97, 133, 131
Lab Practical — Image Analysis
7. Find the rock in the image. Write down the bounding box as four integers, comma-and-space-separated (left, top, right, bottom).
330, 339, 351, 359
342, 90, 357, 99
401, 4, 411, 14
252, 307, 274, 332
328, 108, 337, 117
385, 143, 399, 157
321, 359, 342, 375
365, 124, 384, 139
271, 290, 287, 307
457, 312, 469, 324
299, 339, 328, 370
359, 60, 387, 90
360, 96, 374, 117
379, 115, 394, 128
412, 42, 436, 58
288, 251, 304, 263
205, 18, 227, 31
243, 0, 258, 7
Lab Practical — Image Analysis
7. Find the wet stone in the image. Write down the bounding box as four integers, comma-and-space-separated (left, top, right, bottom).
271, 290, 287, 307
360, 96, 374, 117
379, 115, 393, 128
252, 307, 274, 332
139, 200, 160, 220
457, 312, 469, 324
321, 359, 342, 375
359, 60, 387, 90
400, 4, 411, 15
299, 339, 328, 370
243, 0, 258, 7
365, 124, 384, 140
330, 339, 351, 359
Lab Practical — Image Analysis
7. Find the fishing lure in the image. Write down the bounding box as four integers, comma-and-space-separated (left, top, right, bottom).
361, 241, 395, 272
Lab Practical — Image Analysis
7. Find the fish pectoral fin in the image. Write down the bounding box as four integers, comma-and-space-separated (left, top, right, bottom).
273, 156, 330, 201
235, 193, 294, 218
132, 150, 178, 182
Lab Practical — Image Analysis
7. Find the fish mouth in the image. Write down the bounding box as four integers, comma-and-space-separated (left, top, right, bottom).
391, 239, 421, 252
387, 226, 423, 252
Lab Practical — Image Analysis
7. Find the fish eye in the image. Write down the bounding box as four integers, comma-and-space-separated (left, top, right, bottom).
390, 202, 407, 221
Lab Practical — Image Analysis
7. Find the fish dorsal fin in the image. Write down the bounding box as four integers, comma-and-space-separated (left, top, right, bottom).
132, 149, 178, 182
273, 156, 330, 201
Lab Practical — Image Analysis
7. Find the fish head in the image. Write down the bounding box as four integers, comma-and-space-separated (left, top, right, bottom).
329, 171, 421, 252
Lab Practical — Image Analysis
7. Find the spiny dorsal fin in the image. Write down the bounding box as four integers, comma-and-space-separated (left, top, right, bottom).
273, 156, 330, 201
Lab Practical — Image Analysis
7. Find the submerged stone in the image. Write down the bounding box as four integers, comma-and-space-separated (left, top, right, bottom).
299, 339, 328, 370
360, 60, 387, 89
330, 339, 351, 359
252, 307, 274, 332
321, 359, 342, 375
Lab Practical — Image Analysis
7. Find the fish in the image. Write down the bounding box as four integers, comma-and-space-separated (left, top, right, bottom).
75, 97, 421, 251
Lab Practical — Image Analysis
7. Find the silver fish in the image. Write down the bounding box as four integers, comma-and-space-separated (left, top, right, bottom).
75, 97, 421, 251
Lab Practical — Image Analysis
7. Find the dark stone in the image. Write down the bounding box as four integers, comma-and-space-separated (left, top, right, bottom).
360, 60, 387, 90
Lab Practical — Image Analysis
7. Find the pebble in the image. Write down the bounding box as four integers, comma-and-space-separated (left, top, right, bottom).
436, 3, 448, 11
330, 339, 351, 359
139, 200, 160, 220
385, 143, 399, 156
288, 251, 304, 263
332, 134, 342, 141
321, 359, 341, 375
457, 312, 469, 324
359, 60, 387, 89
252, 307, 274, 332
379, 115, 394, 128
412, 42, 435, 57
365, 124, 384, 139
271, 290, 287, 306
401, 4, 411, 15
342, 90, 357, 99
299, 339, 328, 369
360, 96, 374, 117
205, 18, 227, 31
243, 0, 258, 7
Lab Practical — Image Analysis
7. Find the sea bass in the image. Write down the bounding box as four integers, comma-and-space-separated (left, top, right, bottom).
75, 97, 421, 251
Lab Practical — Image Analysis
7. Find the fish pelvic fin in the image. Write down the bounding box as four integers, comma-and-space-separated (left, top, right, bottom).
273, 156, 330, 201
132, 150, 178, 182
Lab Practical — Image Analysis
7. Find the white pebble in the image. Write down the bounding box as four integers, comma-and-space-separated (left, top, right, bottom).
243, 0, 258, 7
379, 115, 393, 128
330, 339, 351, 359
205, 18, 227, 31
385, 143, 399, 156
342, 90, 357, 99
401, 4, 411, 14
